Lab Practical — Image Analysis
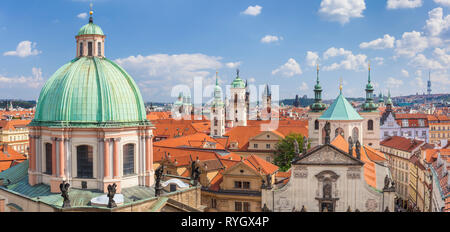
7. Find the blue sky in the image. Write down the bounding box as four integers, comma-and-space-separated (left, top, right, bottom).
0, 0, 450, 102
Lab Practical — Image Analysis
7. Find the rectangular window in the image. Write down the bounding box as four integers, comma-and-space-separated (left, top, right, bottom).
235, 202, 242, 212
243, 182, 250, 189
98, 42, 102, 56
169, 184, 177, 192
88, 42, 93, 56
253, 144, 258, 149
77, 145, 93, 178
234, 181, 242, 189
402, 119, 409, 127
45, 143, 52, 174
211, 199, 217, 209
243, 202, 250, 212
123, 144, 135, 175
266, 144, 270, 149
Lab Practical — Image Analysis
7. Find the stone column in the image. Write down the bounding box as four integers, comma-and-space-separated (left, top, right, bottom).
113, 138, 120, 179
145, 132, 154, 187
104, 138, 110, 179
29, 135, 35, 172
58, 138, 65, 178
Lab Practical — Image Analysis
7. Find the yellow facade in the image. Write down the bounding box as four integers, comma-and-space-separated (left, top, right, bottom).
0, 121, 30, 155
429, 122, 450, 145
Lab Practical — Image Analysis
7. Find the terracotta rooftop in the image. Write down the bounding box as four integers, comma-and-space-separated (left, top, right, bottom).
154, 133, 225, 150
0, 144, 28, 172
380, 136, 425, 153
0, 119, 31, 130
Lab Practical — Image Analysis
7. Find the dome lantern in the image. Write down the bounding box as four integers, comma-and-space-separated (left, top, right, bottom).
76, 6, 106, 58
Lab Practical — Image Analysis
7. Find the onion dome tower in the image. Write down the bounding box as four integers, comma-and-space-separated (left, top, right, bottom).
361, 63, 378, 112
28, 9, 154, 194
311, 65, 326, 112
210, 72, 225, 137
230, 69, 247, 127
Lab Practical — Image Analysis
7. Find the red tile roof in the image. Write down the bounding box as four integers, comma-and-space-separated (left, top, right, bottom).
154, 133, 225, 150
380, 136, 425, 153
0, 120, 31, 130
0, 144, 27, 172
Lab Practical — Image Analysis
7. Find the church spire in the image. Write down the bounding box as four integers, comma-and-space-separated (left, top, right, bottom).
362, 62, 378, 112
89, 3, 94, 23
311, 64, 326, 112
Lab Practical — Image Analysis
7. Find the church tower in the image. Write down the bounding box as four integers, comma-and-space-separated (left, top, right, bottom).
359, 64, 380, 149
308, 65, 327, 147
230, 69, 247, 127
210, 72, 225, 137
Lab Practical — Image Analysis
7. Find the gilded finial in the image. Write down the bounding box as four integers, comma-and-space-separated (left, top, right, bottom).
89, 3, 94, 23
368, 61, 371, 71
339, 77, 343, 93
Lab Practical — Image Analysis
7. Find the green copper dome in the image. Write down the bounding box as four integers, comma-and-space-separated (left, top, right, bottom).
31, 57, 149, 128
78, 22, 104, 36
232, 77, 245, 88
319, 92, 363, 121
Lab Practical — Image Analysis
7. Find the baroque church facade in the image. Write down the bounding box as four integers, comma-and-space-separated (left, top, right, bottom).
262, 65, 396, 212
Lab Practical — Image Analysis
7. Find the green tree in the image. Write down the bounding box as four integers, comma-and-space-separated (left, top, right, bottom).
274, 133, 310, 172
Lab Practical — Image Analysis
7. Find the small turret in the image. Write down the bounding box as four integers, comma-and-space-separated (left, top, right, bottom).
311, 64, 326, 112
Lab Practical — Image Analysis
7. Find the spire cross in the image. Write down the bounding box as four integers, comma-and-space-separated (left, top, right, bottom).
89, 3, 94, 23
316, 64, 320, 83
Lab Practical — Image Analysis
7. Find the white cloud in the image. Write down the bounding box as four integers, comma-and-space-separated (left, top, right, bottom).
299, 82, 309, 91
409, 53, 443, 69
360, 34, 395, 49
395, 31, 428, 57
272, 58, 303, 77
242, 5, 262, 16
401, 69, 410, 77
115, 53, 223, 98
433, 47, 450, 65
0, 67, 44, 88
322, 47, 368, 71
373, 57, 385, 65
4, 41, 41, 58
248, 77, 256, 83
226, 62, 241, 68
425, 8, 450, 36
415, 76, 426, 89
385, 77, 404, 88
77, 13, 88, 19
318, 0, 366, 24
434, 0, 450, 7
387, 0, 423, 9
261, 35, 283, 44
306, 51, 320, 67
323, 47, 352, 59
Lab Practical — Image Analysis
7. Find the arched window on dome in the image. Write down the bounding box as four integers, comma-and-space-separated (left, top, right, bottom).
335, 128, 344, 138
45, 143, 52, 175
368, 120, 374, 131
79, 42, 84, 56
98, 42, 102, 56
77, 145, 93, 178
88, 42, 93, 56
315, 120, 319, 130
352, 128, 359, 142
123, 144, 135, 176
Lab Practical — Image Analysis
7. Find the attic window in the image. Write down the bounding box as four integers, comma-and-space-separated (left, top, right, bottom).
240, 170, 244, 173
